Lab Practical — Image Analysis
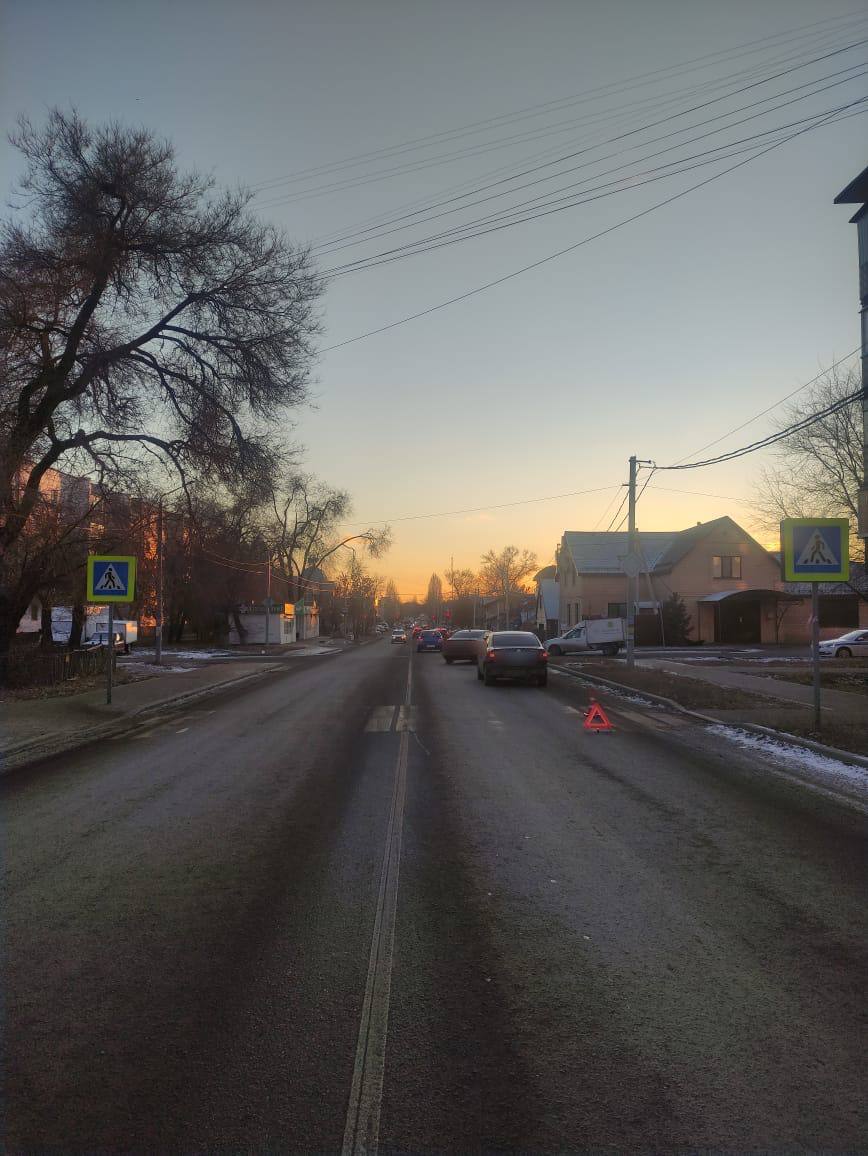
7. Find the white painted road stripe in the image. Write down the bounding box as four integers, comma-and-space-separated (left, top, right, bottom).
342, 655, 412, 1154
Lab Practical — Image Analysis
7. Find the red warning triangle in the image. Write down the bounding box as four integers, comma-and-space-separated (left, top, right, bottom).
583, 699, 614, 732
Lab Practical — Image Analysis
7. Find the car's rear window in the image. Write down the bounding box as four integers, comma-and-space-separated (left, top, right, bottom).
491, 632, 541, 647
450, 630, 484, 639
421, 630, 439, 639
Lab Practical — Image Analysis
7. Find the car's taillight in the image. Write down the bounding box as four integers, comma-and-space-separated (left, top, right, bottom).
486, 648, 497, 660
538, 650, 548, 661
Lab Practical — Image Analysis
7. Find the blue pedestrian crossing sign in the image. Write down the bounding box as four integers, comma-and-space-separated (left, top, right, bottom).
781, 519, 849, 583
86, 555, 137, 603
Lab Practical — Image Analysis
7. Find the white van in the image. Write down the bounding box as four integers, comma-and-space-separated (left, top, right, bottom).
546, 619, 625, 657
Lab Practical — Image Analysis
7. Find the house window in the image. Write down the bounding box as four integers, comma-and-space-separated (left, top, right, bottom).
608, 602, 627, 618
818, 595, 859, 628
574, 602, 582, 623
713, 555, 742, 579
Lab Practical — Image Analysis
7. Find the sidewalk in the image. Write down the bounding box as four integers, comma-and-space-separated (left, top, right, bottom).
1, 660, 282, 773
636, 658, 867, 722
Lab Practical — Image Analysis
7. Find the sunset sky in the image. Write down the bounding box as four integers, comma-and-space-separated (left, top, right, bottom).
2, 0, 864, 599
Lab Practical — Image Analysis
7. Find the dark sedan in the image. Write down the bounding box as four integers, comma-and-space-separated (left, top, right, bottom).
442, 628, 487, 664
477, 630, 548, 687
416, 628, 443, 653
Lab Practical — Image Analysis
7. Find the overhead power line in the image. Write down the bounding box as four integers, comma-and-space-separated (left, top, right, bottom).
657, 386, 865, 471
320, 99, 859, 353
253, 10, 868, 203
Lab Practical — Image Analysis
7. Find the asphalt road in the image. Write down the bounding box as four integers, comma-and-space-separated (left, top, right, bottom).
4, 639, 867, 1152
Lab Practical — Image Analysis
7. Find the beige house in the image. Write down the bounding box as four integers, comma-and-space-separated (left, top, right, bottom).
555, 516, 808, 645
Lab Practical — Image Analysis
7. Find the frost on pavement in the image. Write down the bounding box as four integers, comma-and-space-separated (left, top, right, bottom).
708, 724, 868, 799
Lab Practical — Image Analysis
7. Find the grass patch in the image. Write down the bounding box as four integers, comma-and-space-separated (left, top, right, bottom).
569, 660, 783, 712
765, 671, 868, 696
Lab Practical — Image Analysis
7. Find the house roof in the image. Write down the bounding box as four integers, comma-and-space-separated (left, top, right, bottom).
535, 564, 557, 581
561, 516, 776, 576
561, 530, 678, 575
834, 164, 868, 204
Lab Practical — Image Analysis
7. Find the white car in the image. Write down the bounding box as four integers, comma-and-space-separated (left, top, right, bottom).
818, 630, 868, 658
391, 629, 407, 644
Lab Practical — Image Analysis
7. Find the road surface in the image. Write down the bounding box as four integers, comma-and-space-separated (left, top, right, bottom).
4, 639, 866, 1151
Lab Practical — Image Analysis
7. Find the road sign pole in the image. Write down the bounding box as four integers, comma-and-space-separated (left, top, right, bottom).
155, 497, 164, 667
811, 584, 821, 730
106, 604, 114, 705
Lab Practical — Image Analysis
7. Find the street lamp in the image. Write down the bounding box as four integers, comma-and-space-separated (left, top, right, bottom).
834, 164, 868, 542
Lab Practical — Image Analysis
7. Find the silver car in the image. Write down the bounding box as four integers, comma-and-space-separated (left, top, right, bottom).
818, 629, 868, 658
477, 631, 548, 687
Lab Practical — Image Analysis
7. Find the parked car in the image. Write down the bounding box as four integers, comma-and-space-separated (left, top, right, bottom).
442, 628, 487, 663
477, 630, 548, 686
818, 629, 868, 658
391, 628, 407, 644
546, 618, 625, 656
416, 628, 443, 652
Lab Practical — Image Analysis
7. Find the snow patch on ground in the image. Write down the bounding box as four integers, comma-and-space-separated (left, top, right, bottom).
707, 724, 868, 795
282, 645, 340, 656
120, 662, 195, 677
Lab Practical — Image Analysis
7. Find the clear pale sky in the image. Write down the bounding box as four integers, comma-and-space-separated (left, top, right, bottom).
3, 0, 865, 598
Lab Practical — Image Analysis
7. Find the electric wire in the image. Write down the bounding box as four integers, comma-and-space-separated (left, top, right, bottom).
323, 96, 866, 275
319, 99, 858, 353
318, 67, 867, 266
305, 16, 868, 247
669, 348, 861, 465
255, 13, 868, 207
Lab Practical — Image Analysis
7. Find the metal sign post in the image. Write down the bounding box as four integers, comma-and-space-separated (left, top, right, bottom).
107, 604, 114, 705
86, 555, 136, 705
780, 518, 849, 732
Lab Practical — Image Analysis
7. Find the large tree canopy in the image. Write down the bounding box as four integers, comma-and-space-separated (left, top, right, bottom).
0, 109, 322, 657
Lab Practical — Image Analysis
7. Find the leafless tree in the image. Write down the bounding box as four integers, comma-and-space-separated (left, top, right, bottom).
479, 545, 538, 628
425, 573, 443, 621
0, 109, 321, 669
751, 363, 864, 558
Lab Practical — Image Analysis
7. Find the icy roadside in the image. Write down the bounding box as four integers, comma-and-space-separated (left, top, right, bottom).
707, 724, 868, 804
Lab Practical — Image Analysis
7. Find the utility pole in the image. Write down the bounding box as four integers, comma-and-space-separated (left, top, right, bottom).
264, 556, 272, 646
626, 455, 638, 670
155, 496, 164, 666
833, 168, 868, 544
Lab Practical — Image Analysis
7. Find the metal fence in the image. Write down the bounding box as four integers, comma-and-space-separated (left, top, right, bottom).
5, 645, 111, 688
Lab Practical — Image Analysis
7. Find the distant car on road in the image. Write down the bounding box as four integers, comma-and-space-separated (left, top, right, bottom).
411, 626, 423, 639
477, 630, 548, 687
391, 628, 407, 644
442, 628, 487, 663
416, 628, 443, 653
818, 630, 868, 658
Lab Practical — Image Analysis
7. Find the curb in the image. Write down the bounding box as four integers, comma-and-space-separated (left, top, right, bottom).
554, 665, 868, 772
0, 664, 279, 775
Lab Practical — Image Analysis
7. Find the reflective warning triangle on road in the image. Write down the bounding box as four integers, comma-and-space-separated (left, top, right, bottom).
94, 564, 124, 592
583, 699, 614, 732
796, 529, 838, 567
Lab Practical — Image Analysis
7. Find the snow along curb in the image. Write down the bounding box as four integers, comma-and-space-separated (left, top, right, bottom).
0, 664, 279, 775
556, 666, 868, 773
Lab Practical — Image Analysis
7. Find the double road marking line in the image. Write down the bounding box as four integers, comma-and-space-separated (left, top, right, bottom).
342, 656, 414, 1154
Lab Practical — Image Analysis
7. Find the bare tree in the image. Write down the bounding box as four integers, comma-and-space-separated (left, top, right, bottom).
379, 579, 401, 624
752, 363, 864, 558
425, 573, 443, 621
445, 565, 477, 599
479, 545, 538, 628
333, 556, 381, 637
0, 109, 321, 670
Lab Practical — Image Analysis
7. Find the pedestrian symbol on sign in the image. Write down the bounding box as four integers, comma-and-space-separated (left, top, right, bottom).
94, 564, 124, 592
797, 530, 837, 567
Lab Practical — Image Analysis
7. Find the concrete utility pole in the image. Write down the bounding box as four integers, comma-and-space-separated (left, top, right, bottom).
834, 167, 868, 543
626, 455, 638, 670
